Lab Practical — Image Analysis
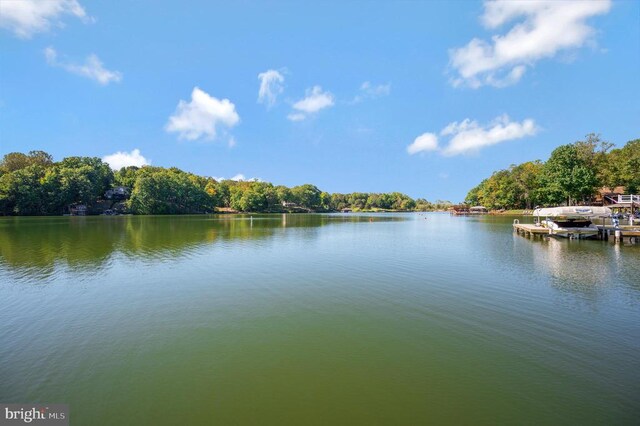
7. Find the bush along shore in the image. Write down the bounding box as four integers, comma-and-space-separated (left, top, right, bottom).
0, 151, 452, 215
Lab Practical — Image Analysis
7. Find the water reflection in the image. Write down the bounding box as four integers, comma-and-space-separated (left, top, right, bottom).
462, 215, 639, 304
0, 214, 401, 278
538, 238, 610, 288
512, 228, 640, 301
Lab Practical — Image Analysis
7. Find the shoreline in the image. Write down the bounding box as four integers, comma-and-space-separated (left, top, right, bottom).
0, 209, 453, 218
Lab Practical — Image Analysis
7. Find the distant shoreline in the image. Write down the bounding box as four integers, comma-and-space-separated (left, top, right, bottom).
0, 151, 454, 216
0, 209, 455, 218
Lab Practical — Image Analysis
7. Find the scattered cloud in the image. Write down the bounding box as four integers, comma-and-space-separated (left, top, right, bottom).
288, 86, 334, 121
353, 125, 373, 134
286, 113, 306, 122
257, 69, 285, 108
213, 174, 261, 182
352, 81, 391, 103
441, 114, 538, 155
0, 0, 91, 38
407, 133, 439, 155
165, 87, 240, 141
102, 149, 150, 170
449, 0, 612, 88
44, 47, 122, 85
408, 114, 538, 156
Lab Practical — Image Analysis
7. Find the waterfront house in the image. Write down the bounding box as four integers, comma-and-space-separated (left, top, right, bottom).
596, 186, 626, 205
105, 186, 130, 200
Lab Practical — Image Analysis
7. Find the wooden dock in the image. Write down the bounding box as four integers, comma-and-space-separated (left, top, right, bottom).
595, 225, 640, 243
513, 223, 550, 237
513, 221, 640, 243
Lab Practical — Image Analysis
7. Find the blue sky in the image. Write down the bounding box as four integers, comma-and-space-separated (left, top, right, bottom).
1, 0, 638, 202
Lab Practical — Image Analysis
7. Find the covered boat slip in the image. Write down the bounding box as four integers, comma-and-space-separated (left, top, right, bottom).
514, 221, 640, 243
532, 206, 612, 218
524, 206, 605, 240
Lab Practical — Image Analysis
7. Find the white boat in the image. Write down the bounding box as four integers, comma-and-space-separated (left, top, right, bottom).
532, 206, 611, 239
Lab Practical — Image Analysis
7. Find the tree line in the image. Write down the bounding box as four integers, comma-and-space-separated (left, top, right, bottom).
465, 134, 639, 210
0, 150, 451, 215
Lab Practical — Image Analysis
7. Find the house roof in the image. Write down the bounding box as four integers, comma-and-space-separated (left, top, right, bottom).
598, 186, 625, 195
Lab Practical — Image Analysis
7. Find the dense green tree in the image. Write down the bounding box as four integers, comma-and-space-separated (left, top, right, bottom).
0, 153, 112, 215
0, 165, 48, 215
348, 192, 368, 209
500, 161, 544, 209
330, 193, 349, 210
114, 166, 140, 189
0, 151, 54, 174
537, 144, 599, 205
128, 168, 213, 214
291, 184, 322, 209
0, 152, 30, 173
275, 185, 293, 204
231, 187, 267, 212
465, 134, 639, 209
605, 139, 640, 193
43, 157, 114, 212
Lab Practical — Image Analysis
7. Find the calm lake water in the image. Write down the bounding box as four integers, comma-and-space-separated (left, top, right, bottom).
1, 213, 639, 425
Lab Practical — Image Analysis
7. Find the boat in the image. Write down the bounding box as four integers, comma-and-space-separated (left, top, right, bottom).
532, 206, 611, 239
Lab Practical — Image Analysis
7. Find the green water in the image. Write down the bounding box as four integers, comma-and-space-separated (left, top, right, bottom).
1, 214, 638, 425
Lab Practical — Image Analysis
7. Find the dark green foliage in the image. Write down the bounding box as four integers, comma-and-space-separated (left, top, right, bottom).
0, 150, 54, 174
465, 135, 639, 209
128, 167, 214, 214
0, 150, 452, 215
0, 152, 112, 215
537, 144, 599, 205
605, 139, 640, 193
114, 166, 140, 189
0, 165, 48, 215
291, 184, 322, 209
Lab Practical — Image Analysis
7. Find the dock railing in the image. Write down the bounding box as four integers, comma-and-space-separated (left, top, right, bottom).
605, 195, 640, 205
617, 195, 640, 205
607, 195, 640, 205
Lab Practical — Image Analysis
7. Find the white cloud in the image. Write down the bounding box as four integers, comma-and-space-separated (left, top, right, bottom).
213, 174, 261, 182
102, 149, 150, 170
361, 81, 391, 96
257, 69, 285, 107
288, 86, 334, 121
286, 113, 306, 122
442, 115, 538, 156
408, 115, 538, 156
165, 87, 240, 141
0, 0, 90, 38
44, 47, 122, 85
449, 0, 611, 88
352, 81, 391, 103
407, 133, 439, 155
